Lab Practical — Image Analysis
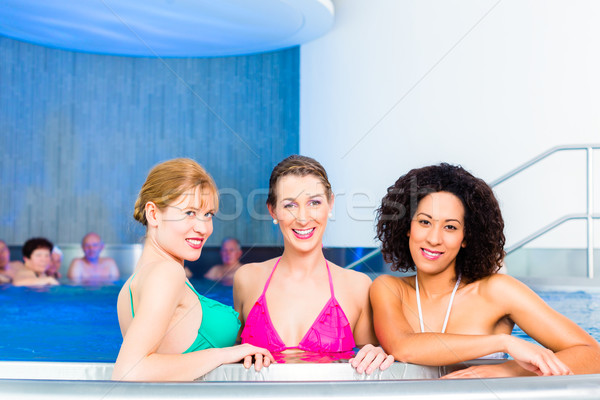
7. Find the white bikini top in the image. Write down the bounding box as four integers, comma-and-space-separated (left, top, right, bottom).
415, 274, 506, 360
415, 274, 461, 333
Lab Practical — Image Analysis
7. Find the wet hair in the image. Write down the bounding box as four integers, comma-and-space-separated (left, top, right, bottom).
266, 155, 332, 209
133, 158, 219, 226
375, 163, 505, 283
22, 237, 54, 259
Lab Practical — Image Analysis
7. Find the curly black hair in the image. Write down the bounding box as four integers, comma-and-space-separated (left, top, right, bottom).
375, 163, 505, 283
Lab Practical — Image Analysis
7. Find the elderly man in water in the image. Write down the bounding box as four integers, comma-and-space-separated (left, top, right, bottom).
204, 237, 243, 286
67, 233, 120, 282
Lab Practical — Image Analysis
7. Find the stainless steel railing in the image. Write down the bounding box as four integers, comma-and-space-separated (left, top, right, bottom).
491, 145, 599, 278
346, 144, 600, 278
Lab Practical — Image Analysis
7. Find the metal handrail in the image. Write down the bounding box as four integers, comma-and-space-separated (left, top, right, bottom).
505, 213, 600, 254
346, 144, 599, 278
489, 144, 600, 186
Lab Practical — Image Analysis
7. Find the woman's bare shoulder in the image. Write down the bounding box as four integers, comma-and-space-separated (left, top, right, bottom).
478, 273, 524, 292
133, 259, 187, 293
234, 258, 278, 285
372, 274, 413, 294
329, 262, 373, 288
373, 273, 411, 285
476, 273, 534, 304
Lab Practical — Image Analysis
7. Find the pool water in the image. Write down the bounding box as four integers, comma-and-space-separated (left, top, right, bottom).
512, 290, 600, 344
0, 279, 233, 362
0, 281, 598, 362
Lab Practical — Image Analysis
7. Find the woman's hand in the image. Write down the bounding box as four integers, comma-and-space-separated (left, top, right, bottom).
441, 362, 519, 379
504, 336, 572, 376
222, 344, 273, 371
349, 344, 395, 374
444, 336, 573, 379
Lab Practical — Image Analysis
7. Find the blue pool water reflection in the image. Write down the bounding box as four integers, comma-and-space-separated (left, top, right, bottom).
0, 280, 598, 362
0, 279, 233, 362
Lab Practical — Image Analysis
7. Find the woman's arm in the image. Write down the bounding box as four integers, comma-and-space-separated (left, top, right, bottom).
346, 271, 394, 374
370, 275, 572, 375
112, 265, 271, 381
232, 263, 271, 369
372, 274, 598, 377
443, 275, 600, 379
12, 269, 58, 286
371, 274, 503, 364
350, 272, 378, 346
233, 263, 258, 333
494, 275, 600, 375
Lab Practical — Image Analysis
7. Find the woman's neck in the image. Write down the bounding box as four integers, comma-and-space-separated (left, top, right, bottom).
415, 268, 459, 298
279, 246, 326, 275
142, 233, 184, 266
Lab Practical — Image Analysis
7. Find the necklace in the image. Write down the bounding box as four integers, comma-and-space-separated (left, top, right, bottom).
415, 273, 462, 333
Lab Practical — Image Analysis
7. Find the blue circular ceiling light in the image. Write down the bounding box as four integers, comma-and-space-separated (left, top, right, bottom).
0, 0, 334, 57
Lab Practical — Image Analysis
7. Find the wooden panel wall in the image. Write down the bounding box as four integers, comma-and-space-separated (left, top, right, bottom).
0, 37, 299, 246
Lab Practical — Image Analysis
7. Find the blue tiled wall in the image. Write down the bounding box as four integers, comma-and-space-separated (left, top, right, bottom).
0, 37, 299, 245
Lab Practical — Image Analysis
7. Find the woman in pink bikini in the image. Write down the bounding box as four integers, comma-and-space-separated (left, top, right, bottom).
371, 163, 600, 378
234, 155, 393, 373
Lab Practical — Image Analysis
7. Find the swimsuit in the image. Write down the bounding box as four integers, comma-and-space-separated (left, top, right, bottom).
415, 274, 506, 359
129, 275, 240, 353
241, 258, 355, 354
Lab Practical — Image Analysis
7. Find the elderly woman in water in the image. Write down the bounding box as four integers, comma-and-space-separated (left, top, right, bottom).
112, 158, 272, 381
370, 163, 600, 378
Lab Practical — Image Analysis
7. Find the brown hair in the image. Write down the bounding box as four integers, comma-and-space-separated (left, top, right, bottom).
133, 158, 219, 226
266, 155, 332, 208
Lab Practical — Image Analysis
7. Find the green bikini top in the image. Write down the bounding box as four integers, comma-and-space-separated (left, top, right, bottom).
129, 274, 240, 353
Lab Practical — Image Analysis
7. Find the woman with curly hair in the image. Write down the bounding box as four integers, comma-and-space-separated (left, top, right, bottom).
371, 163, 600, 378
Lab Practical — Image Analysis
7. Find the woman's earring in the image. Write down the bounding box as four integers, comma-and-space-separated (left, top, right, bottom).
273, 219, 278, 225
328, 212, 333, 219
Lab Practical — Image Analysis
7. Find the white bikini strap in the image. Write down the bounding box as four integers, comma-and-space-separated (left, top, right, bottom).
415, 273, 462, 333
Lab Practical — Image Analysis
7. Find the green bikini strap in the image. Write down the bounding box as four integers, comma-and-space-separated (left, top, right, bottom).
129, 271, 138, 317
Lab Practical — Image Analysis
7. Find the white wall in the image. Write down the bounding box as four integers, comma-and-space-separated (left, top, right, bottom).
301, 0, 600, 249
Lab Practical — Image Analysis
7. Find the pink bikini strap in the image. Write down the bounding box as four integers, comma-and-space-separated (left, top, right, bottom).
325, 260, 335, 296
261, 258, 281, 296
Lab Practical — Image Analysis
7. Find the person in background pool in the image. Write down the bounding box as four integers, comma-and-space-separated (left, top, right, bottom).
234, 155, 394, 373
112, 158, 272, 382
46, 246, 63, 280
371, 163, 600, 378
0, 239, 24, 283
204, 237, 243, 286
67, 233, 120, 282
12, 237, 59, 287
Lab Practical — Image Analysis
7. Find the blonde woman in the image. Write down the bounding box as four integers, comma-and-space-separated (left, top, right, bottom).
112, 158, 272, 381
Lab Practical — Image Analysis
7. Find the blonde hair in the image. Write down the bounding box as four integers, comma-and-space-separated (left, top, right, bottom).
133, 158, 219, 226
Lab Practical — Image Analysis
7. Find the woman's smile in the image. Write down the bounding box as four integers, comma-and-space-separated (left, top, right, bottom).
421, 247, 443, 260
292, 227, 316, 239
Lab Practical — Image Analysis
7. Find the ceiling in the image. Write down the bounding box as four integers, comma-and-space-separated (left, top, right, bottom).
0, 0, 334, 57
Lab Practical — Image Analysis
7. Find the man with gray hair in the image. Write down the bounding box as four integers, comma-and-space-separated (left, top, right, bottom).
204, 237, 243, 286
67, 232, 120, 282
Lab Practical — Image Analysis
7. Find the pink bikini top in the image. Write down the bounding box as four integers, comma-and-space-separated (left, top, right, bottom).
241, 258, 356, 354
